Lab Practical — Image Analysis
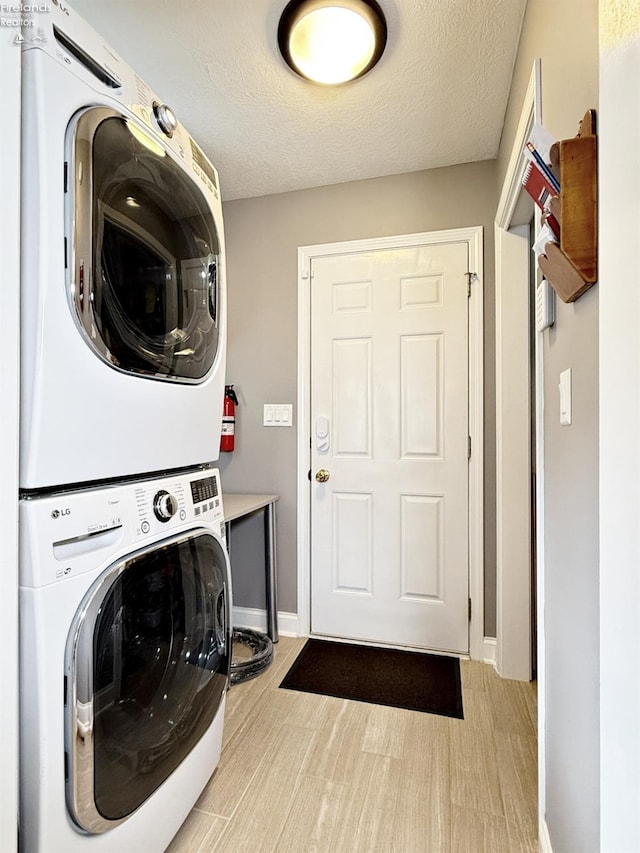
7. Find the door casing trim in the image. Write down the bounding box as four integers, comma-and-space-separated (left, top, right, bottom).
296, 227, 484, 659
495, 58, 541, 682
494, 57, 544, 839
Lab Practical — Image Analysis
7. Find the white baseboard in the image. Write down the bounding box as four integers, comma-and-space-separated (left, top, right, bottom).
539, 818, 553, 853
232, 613, 497, 664
483, 636, 497, 666
232, 606, 303, 638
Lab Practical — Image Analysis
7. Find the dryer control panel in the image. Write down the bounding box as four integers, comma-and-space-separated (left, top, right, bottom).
21, 3, 221, 205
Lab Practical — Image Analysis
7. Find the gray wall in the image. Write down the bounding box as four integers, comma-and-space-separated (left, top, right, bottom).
497, 0, 600, 849
220, 163, 498, 631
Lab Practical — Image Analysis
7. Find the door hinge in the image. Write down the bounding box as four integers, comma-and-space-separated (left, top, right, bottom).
467, 435, 472, 459
465, 272, 477, 298
468, 597, 472, 621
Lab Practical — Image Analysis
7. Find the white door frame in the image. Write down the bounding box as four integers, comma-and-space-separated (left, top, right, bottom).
598, 13, 640, 847
0, 35, 20, 853
297, 228, 484, 659
495, 59, 542, 682
494, 55, 547, 843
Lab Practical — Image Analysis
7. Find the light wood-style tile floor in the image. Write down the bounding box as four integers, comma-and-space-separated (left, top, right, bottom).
167, 636, 537, 853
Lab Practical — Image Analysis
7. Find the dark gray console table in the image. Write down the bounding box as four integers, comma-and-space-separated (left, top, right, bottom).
223, 493, 279, 642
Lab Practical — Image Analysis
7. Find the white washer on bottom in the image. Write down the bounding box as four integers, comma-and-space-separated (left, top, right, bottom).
20, 468, 231, 852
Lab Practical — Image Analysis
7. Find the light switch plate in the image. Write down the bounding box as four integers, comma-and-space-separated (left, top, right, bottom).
536, 278, 555, 332
263, 404, 293, 426
559, 368, 572, 426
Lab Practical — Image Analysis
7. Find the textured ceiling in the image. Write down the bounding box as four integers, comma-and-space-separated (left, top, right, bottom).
71, 0, 527, 201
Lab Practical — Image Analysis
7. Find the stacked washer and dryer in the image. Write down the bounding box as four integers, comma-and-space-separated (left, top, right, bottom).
19, 4, 232, 851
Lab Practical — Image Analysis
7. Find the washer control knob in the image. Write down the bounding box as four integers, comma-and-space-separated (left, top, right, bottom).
153, 102, 178, 137
153, 490, 178, 522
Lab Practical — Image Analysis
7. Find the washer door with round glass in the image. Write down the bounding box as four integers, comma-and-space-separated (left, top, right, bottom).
65, 530, 231, 833
68, 107, 222, 383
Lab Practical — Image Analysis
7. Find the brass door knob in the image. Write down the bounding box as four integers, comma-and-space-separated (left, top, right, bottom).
315, 469, 330, 483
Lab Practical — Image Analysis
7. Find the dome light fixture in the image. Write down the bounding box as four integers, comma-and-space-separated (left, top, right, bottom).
278, 0, 387, 85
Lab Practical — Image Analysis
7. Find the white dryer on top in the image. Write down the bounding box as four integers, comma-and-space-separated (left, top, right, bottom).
20, 3, 227, 491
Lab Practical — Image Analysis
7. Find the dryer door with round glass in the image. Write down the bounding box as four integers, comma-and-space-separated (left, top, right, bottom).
65, 529, 231, 834
68, 107, 222, 382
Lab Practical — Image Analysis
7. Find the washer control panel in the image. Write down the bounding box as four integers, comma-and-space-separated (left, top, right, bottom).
153, 489, 179, 522
19, 468, 225, 588
133, 469, 224, 536
189, 473, 223, 519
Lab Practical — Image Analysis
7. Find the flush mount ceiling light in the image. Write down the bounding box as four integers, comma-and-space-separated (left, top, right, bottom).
278, 0, 387, 85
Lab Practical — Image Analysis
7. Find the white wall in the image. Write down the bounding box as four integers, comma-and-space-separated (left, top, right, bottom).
0, 34, 21, 853
599, 2, 640, 848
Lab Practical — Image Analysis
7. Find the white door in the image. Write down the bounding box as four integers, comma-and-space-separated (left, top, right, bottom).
310, 240, 470, 653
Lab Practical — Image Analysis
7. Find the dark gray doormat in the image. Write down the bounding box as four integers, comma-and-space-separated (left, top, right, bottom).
279, 638, 463, 719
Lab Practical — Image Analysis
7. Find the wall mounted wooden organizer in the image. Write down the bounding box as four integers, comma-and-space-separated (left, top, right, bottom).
538, 109, 598, 303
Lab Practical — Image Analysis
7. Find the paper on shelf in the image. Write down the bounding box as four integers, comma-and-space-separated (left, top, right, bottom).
526, 122, 556, 162
532, 224, 558, 259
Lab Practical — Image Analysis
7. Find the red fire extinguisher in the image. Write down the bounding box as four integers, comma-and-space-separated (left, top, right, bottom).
221, 385, 239, 452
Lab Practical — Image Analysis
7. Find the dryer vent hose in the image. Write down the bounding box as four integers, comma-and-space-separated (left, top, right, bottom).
230, 628, 273, 684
